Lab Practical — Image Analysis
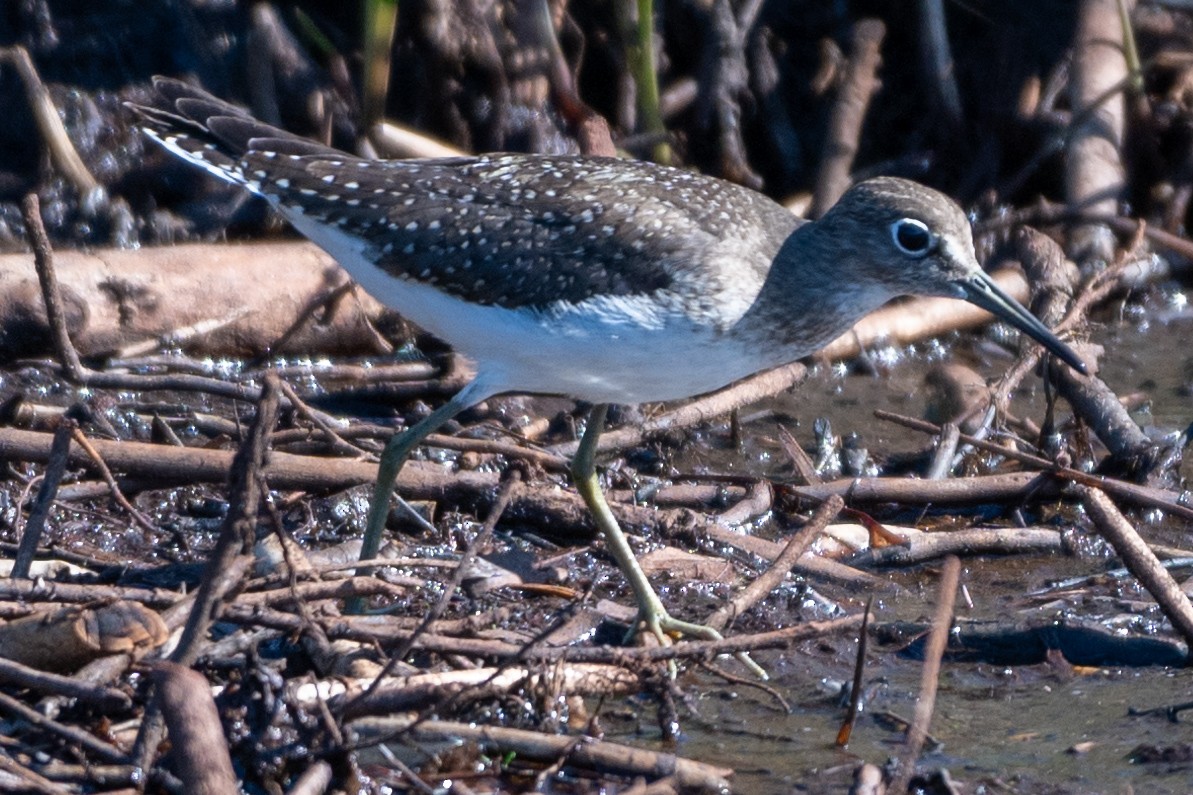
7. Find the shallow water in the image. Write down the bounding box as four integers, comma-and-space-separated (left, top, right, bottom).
658, 663, 1193, 794
649, 294, 1193, 792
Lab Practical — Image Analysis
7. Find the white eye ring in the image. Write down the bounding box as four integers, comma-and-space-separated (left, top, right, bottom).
890, 218, 934, 257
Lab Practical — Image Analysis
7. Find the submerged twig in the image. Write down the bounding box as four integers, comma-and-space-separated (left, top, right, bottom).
707, 495, 844, 632
889, 555, 960, 794
1078, 486, 1193, 650
12, 421, 74, 579
874, 410, 1193, 522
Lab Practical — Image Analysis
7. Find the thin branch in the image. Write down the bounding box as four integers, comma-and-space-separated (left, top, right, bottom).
21, 194, 85, 381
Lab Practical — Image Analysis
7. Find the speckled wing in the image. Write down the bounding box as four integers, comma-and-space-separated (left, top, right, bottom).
131, 78, 800, 313
241, 151, 799, 311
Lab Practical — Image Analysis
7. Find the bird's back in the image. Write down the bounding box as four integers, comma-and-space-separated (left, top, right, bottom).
132, 78, 799, 322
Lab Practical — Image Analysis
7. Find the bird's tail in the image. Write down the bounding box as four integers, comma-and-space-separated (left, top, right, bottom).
125, 76, 338, 193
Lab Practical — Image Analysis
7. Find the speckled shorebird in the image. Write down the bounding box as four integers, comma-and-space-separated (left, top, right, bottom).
131, 77, 1083, 672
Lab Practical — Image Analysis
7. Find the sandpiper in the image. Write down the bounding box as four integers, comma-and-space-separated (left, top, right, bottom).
131, 77, 1083, 672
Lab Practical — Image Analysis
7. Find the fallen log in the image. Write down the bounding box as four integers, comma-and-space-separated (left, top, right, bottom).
0, 241, 389, 359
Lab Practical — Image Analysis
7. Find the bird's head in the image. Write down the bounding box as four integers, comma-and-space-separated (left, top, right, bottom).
819, 177, 1086, 373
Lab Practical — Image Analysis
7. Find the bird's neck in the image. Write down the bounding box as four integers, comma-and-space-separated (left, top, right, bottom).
738, 224, 895, 361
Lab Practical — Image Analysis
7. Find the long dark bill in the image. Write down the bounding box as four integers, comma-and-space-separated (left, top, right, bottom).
960, 271, 1087, 374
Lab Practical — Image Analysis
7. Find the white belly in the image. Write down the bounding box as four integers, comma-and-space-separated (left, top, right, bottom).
364, 263, 780, 404
284, 210, 784, 405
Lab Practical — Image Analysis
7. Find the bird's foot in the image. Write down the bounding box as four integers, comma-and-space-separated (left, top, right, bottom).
632, 607, 769, 681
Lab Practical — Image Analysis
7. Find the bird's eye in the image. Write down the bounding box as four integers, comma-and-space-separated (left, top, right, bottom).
890, 218, 934, 257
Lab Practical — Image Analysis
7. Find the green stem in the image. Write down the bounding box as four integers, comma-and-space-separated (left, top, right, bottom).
628, 0, 671, 164
362, 0, 400, 131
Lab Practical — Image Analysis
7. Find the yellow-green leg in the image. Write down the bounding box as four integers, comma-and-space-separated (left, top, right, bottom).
360, 394, 475, 563
573, 404, 767, 679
